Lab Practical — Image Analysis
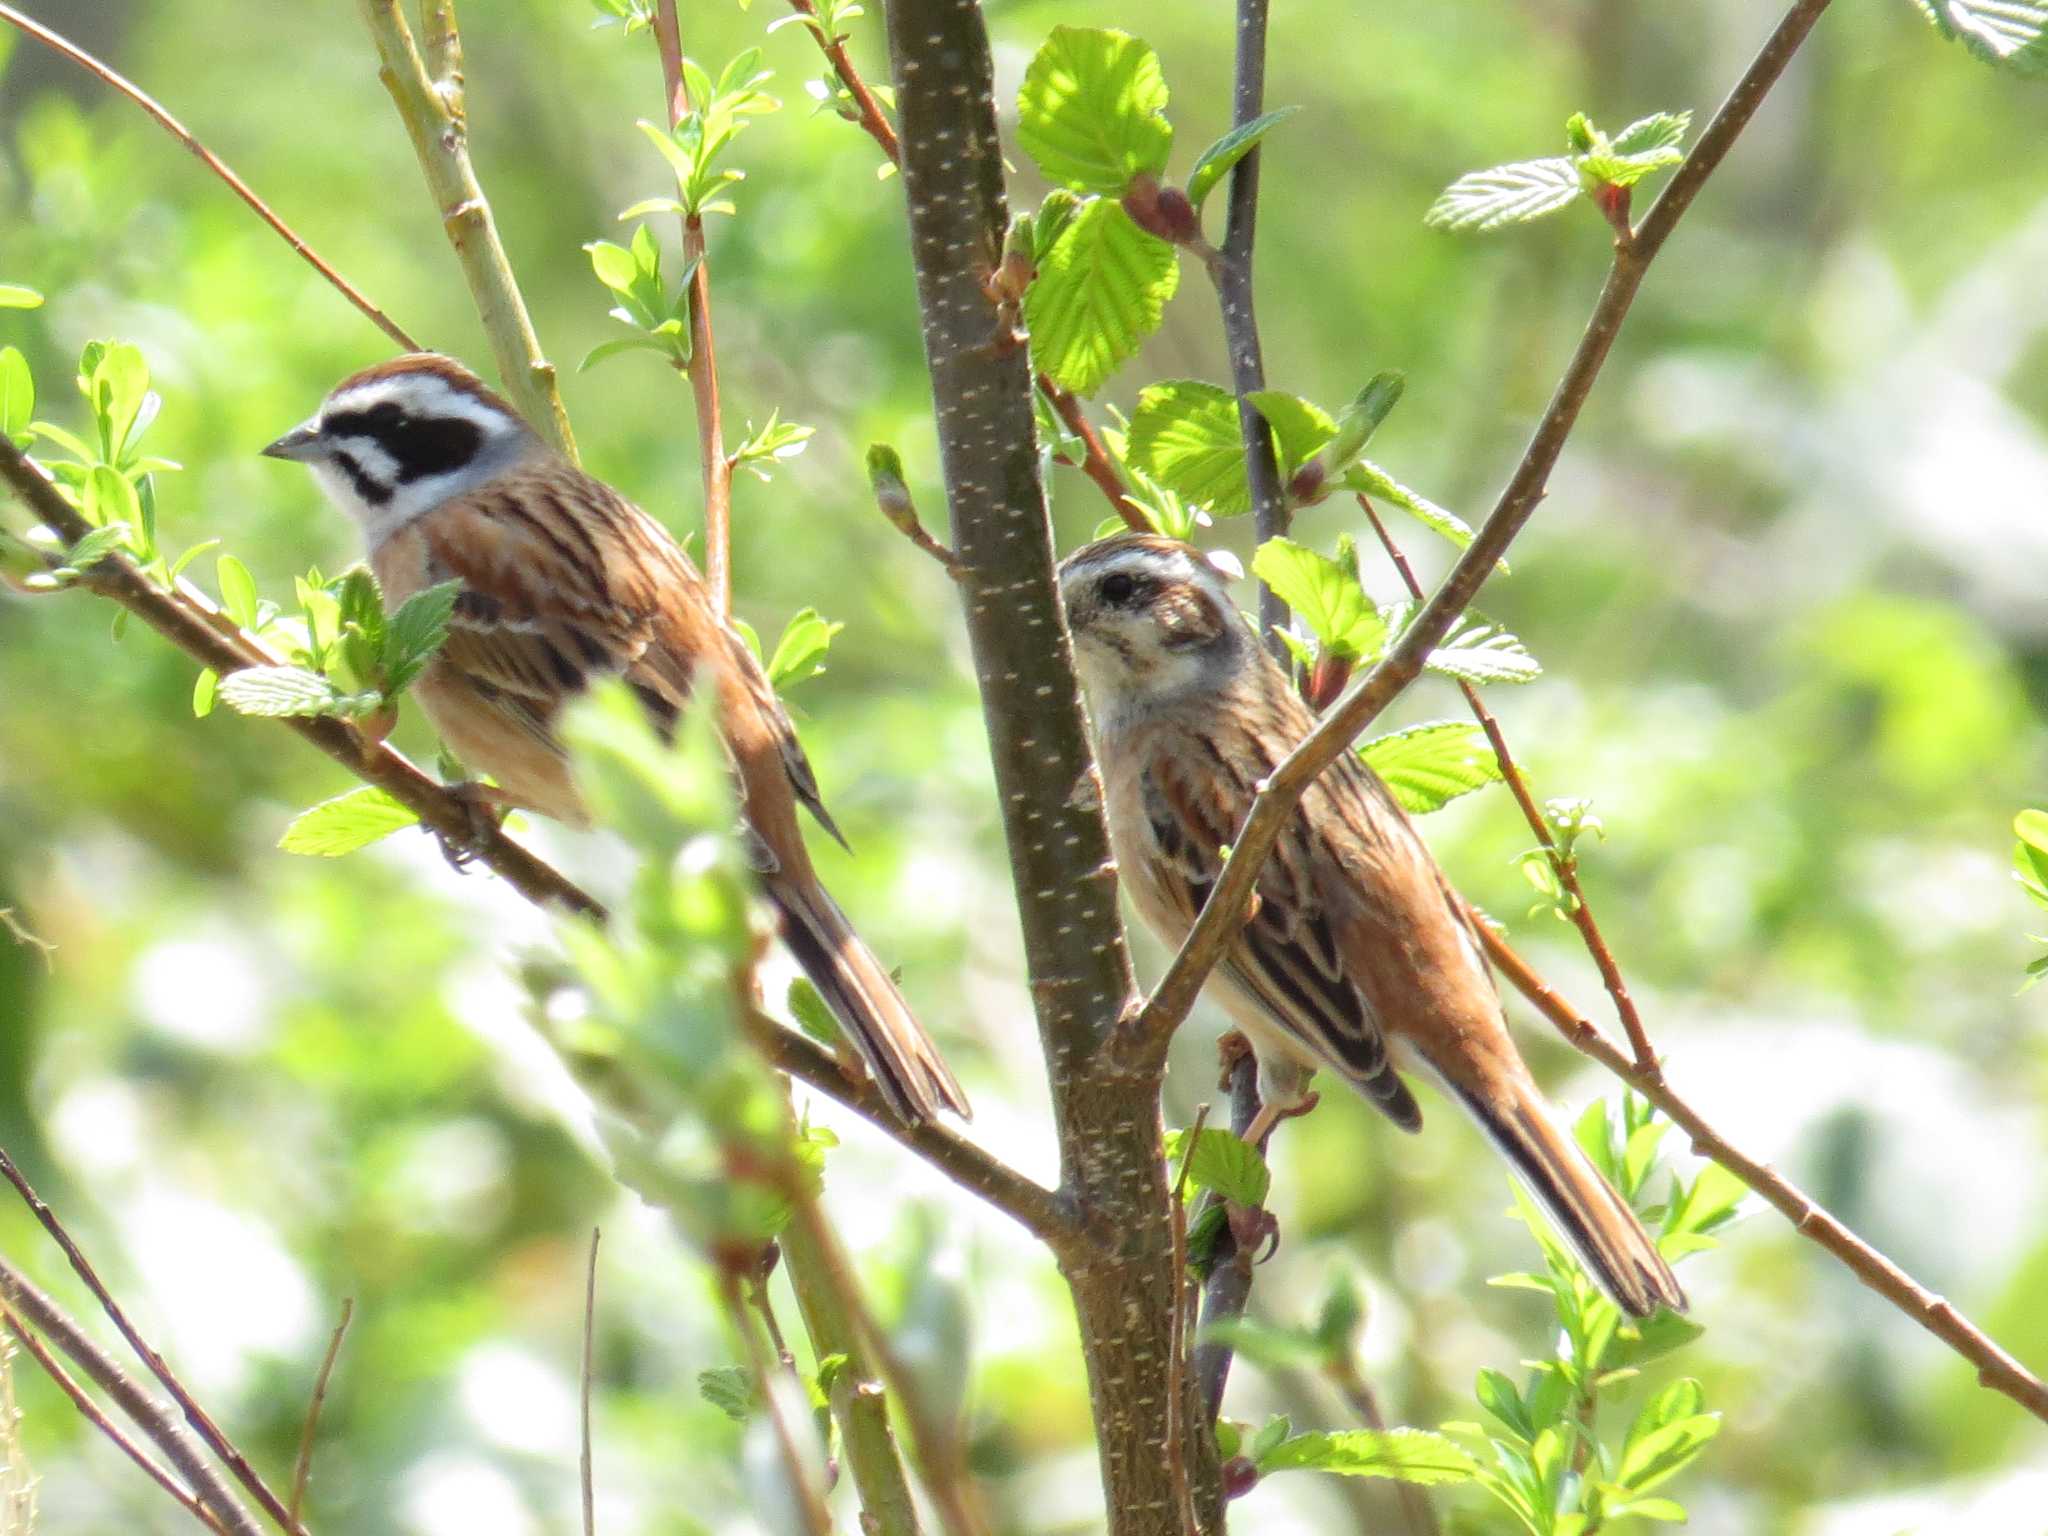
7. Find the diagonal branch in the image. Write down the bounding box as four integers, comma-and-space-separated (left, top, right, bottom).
357, 0, 579, 461
1478, 929, 2048, 1425
1119, 0, 1837, 1068
0, 5, 419, 354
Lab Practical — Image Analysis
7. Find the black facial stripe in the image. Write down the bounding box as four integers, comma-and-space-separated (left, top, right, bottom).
329, 448, 391, 507
323, 401, 484, 483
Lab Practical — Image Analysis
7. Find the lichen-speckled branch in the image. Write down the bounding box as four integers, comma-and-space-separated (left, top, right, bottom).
356, 0, 579, 460
877, 1, 1219, 1528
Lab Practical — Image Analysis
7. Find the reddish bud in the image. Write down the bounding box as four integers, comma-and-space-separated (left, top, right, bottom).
1121, 174, 1200, 245
1594, 181, 1632, 239
1287, 458, 1327, 507
1221, 1457, 1260, 1500
1305, 652, 1353, 712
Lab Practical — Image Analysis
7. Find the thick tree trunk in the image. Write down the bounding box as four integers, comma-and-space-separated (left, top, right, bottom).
879, 4, 1221, 1529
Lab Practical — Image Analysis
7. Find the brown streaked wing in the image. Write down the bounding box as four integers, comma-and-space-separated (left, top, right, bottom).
1146, 748, 1423, 1132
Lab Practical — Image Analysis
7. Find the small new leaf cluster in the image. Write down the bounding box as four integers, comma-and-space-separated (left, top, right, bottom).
2012, 809, 2048, 989
1014, 27, 1298, 396
1427, 110, 1691, 234
634, 50, 779, 222
732, 607, 846, 694
583, 224, 696, 372
1516, 797, 1606, 921
10, 340, 206, 596
587, 0, 654, 35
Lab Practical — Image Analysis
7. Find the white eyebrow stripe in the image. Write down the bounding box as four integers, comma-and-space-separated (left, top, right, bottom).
321, 374, 506, 435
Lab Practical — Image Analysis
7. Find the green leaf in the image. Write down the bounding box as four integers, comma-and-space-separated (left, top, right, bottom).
1426, 621, 1541, 685
1615, 1414, 1721, 1494
60, 520, 133, 573
1359, 720, 1502, 814
1242, 390, 1337, 478
278, 786, 421, 856
1578, 146, 1684, 188
2016, 809, 2048, 857
1609, 1309, 1706, 1370
0, 284, 43, 309
0, 347, 32, 441
217, 555, 259, 629
1258, 1429, 1479, 1484
1026, 199, 1180, 396
192, 667, 219, 718
1910, 0, 2048, 75
1425, 157, 1580, 232
786, 976, 841, 1047
765, 607, 844, 691
82, 341, 149, 463
1475, 1368, 1535, 1442
1016, 27, 1173, 195
1319, 372, 1405, 476
1249, 1414, 1293, 1463
1345, 460, 1477, 552
698, 1365, 753, 1422
1608, 112, 1692, 156
215, 666, 356, 718
585, 239, 639, 295
82, 465, 139, 532
1127, 381, 1248, 513
383, 579, 463, 695
1032, 189, 1084, 264
1252, 537, 1385, 662
1186, 106, 1301, 210
1162, 1126, 1270, 1206
1661, 1161, 1747, 1245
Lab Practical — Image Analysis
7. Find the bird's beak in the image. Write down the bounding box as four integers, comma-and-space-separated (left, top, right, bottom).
260, 419, 324, 462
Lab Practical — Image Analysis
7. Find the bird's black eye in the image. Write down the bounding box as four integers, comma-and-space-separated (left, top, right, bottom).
1100, 571, 1141, 605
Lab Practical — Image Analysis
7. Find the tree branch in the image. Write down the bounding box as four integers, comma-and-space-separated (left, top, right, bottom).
651, 0, 734, 616
0, 5, 419, 354
286, 1297, 351, 1530
356, 0, 579, 460
1118, 0, 1837, 1069
0, 438, 605, 920
1478, 928, 2048, 1425
0, 1255, 266, 1536
1212, 0, 1291, 660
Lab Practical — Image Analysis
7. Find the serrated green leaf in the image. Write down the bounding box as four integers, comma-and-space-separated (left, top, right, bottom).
1252, 537, 1385, 661
786, 976, 841, 1047
1032, 188, 1084, 264
1127, 380, 1247, 511
1242, 390, 1336, 478
1258, 1428, 1480, 1484
698, 1365, 752, 1422
1359, 720, 1502, 814
61, 520, 133, 572
1186, 105, 1301, 209
1026, 199, 1180, 396
0, 284, 42, 309
766, 607, 843, 691
1579, 146, 1684, 188
215, 666, 353, 718
1609, 111, 1692, 155
1345, 459, 1478, 552
1016, 27, 1173, 194
1162, 1126, 1270, 1206
1426, 622, 1541, 685
278, 786, 421, 856
384, 578, 462, 694
1911, 0, 2048, 75
0, 347, 32, 440
1426, 157, 1580, 232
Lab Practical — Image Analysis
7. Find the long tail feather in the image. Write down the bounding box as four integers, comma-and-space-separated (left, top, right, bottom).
1449, 1080, 1685, 1318
768, 877, 971, 1125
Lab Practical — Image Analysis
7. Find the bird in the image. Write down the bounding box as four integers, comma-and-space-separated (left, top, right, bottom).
262, 352, 969, 1125
1058, 532, 1683, 1316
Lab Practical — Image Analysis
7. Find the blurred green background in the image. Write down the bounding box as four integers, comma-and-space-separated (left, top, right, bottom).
1, 0, 2045, 1531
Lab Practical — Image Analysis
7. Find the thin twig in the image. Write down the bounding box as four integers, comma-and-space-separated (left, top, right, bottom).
652, 0, 734, 617
1327, 1352, 1438, 1536
743, 1011, 1078, 1250
0, 1257, 265, 1536
1193, 1043, 1263, 1419
786, 1194, 990, 1536
1476, 927, 2048, 1424
1117, 0, 1838, 1070
1214, 0, 1290, 661
0, 439, 604, 919
1358, 495, 1658, 1072
0, 1150, 302, 1534
0, 908, 55, 971
581, 1229, 599, 1536
778, 1199, 922, 1536
0, 6, 419, 353
0, 1309, 226, 1535
1041, 379, 1146, 529
720, 1272, 835, 1536
287, 1298, 352, 1530
356, 0, 578, 460
786, 0, 901, 161
1164, 1102, 1211, 1536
